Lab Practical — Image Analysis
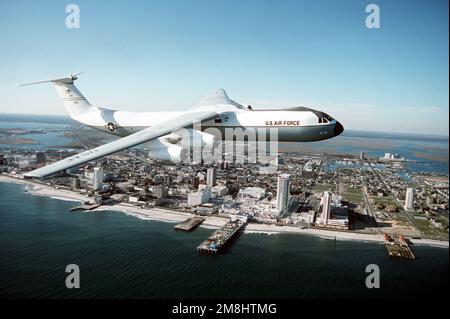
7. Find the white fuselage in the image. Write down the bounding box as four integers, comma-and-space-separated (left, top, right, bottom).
73, 105, 343, 142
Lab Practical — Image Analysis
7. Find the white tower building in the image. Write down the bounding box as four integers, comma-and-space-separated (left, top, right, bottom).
206, 167, 216, 187
276, 174, 291, 214
320, 191, 332, 225
360, 151, 366, 161
93, 167, 103, 191
404, 188, 414, 211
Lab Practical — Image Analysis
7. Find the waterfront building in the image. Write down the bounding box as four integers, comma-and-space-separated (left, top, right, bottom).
320, 191, 332, 225
188, 186, 212, 206
35, 151, 46, 164
360, 152, 366, 161
276, 174, 290, 214
93, 167, 103, 190
72, 178, 80, 189
154, 185, 168, 199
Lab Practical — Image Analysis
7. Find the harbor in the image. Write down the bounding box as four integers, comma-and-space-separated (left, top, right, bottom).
384, 233, 416, 259
197, 217, 247, 255
174, 216, 205, 231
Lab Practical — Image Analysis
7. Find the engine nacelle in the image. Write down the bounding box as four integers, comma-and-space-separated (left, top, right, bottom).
147, 139, 187, 163
171, 128, 218, 148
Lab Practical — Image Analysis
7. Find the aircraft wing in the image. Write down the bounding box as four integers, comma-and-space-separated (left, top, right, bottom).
24, 110, 220, 178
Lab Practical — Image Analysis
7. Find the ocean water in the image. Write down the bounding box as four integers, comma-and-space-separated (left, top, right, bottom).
0, 118, 73, 150
0, 182, 447, 299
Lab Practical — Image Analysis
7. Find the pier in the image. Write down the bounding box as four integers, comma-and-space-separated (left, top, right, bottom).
384, 233, 415, 259
69, 203, 100, 211
174, 216, 205, 231
197, 218, 246, 255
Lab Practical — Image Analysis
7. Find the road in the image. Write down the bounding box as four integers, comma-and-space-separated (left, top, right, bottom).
368, 164, 422, 236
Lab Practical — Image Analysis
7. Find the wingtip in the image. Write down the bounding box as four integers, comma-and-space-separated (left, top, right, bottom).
24, 170, 44, 178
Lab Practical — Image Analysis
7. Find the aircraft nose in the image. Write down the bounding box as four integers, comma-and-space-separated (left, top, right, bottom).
334, 121, 344, 136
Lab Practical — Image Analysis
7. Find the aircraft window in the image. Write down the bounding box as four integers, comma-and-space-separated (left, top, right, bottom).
318, 116, 332, 123
215, 118, 222, 123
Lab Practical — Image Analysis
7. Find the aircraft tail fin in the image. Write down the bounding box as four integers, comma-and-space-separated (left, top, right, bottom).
18, 72, 93, 119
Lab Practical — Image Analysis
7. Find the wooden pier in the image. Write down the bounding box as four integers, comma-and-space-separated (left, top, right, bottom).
69, 203, 100, 211
384, 233, 415, 259
174, 216, 205, 231
197, 219, 245, 255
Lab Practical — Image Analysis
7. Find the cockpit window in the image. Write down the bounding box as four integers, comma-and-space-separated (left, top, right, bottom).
318, 113, 334, 123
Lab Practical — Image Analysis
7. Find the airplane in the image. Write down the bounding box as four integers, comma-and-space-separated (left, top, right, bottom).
20, 73, 344, 178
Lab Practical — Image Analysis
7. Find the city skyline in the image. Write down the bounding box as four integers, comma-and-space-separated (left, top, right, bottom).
0, 0, 448, 135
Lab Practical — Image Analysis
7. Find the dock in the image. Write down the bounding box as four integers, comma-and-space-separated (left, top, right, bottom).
197, 219, 245, 255
384, 233, 415, 259
174, 216, 205, 231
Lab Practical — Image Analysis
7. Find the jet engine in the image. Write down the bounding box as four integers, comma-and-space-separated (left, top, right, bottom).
147, 139, 187, 163
148, 129, 218, 163
171, 128, 218, 148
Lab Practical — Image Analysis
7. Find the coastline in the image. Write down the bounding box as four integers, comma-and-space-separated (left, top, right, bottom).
1, 174, 448, 248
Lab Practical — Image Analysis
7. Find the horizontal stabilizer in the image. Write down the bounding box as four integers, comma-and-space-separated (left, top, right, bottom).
18, 72, 84, 86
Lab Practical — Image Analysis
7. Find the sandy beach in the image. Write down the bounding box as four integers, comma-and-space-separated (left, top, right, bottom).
1, 174, 448, 248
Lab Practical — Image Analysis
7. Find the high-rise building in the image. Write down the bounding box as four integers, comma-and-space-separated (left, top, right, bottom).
93, 167, 103, 190
176, 172, 184, 183
207, 167, 217, 187
35, 151, 46, 164
271, 154, 284, 166
320, 191, 332, 225
72, 178, 80, 189
404, 188, 414, 211
191, 176, 199, 190
360, 152, 366, 161
220, 160, 230, 170
276, 174, 290, 214
154, 185, 168, 199
187, 186, 212, 206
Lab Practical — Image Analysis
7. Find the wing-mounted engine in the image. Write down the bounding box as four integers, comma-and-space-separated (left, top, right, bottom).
149, 129, 218, 163
171, 128, 218, 148
147, 139, 187, 163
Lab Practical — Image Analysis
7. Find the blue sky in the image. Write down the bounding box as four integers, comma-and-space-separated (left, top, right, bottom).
0, 0, 448, 135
